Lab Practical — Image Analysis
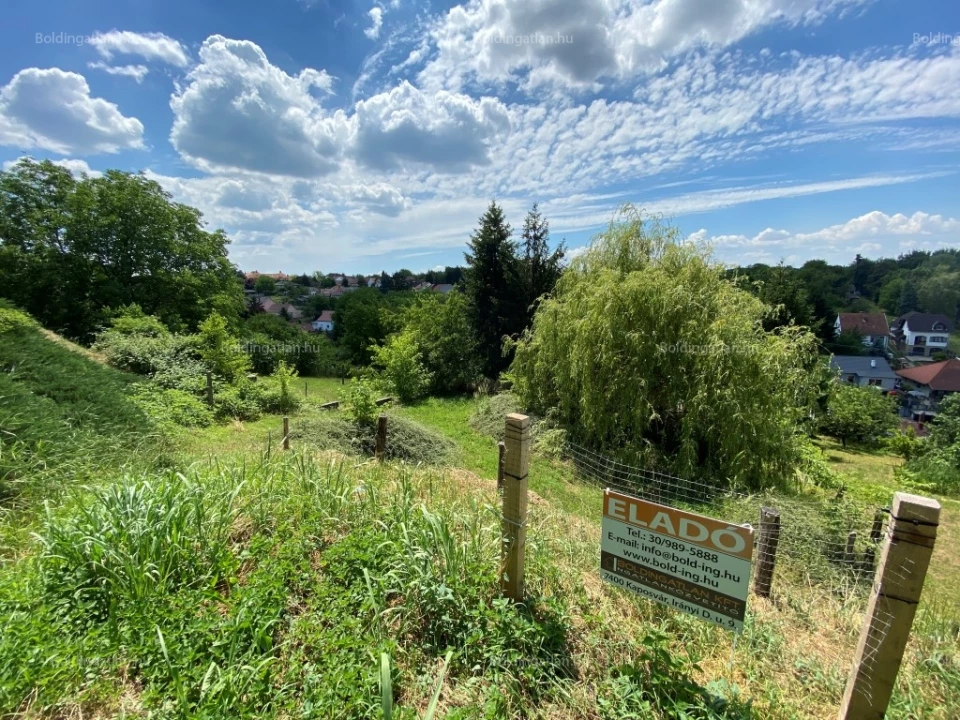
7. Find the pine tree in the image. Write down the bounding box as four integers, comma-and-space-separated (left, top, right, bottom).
898, 281, 919, 316
519, 203, 565, 326
464, 201, 520, 378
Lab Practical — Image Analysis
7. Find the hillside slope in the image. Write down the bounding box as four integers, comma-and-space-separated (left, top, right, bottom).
0, 301, 163, 500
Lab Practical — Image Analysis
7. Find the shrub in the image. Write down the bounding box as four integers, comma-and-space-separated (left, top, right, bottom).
0, 302, 36, 333
886, 427, 925, 461
370, 332, 431, 403
132, 385, 214, 428
214, 383, 264, 422
271, 361, 300, 414
821, 383, 898, 447
195, 312, 250, 382
343, 379, 379, 427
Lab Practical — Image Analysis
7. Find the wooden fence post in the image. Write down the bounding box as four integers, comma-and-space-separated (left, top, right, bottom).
375, 414, 388, 461
501, 414, 531, 602
497, 441, 505, 493
304, 381, 308, 399
206, 371, 214, 408
282, 416, 290, 451
844, 531, 857, 565
753, 506, 781, 598
839, 493, 940, 720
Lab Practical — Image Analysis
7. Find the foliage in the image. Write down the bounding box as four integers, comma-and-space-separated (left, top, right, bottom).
332, 288, 412, 365
464, 201, 523, 378
519, 203, 566, 326
469, 392, 522, 440
886, 426, 925, 461
900, 394, 960, 493
254, 275, 277, 294
396, 293, 481, 394
0, 159, 244, 342
510, 206, 822, 490
241, 313, 336, 376
343, 378, 379, 426
0, 303, 37, 334
269, 361, 301, 414
213, 383, 265, 422
132, 385, 214, 429
370, 332, 432, 403
821, 383, 898, 447
196, 312, 250, 382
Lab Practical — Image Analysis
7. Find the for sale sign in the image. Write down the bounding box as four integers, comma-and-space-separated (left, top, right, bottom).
600, 489, 753, 633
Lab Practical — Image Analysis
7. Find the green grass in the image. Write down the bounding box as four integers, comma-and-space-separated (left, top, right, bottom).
1, 321, 957, 720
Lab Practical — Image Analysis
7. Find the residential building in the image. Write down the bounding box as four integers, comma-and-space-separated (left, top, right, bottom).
890, 312, 954, 359
834, 313, 890, 351
260, 297, 302, 320
830, 356, 898, 391
430, 284, 455, 294
245, 271, 289, 282
896, 359, 960, 421
312, 310, 335, 333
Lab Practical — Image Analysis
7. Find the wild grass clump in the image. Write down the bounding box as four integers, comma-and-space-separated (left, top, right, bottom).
294, 412, 456, 465
36, 473, 237, 623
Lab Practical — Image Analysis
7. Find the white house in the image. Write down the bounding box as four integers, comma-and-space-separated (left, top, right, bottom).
311, 310, 335, 333
891, 313, 954, 359
834, 313, 890, 350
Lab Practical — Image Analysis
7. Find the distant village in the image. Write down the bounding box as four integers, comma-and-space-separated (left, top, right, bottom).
830, 310, 957, 429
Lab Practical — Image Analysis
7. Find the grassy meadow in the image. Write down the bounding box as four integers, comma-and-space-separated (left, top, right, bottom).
1, 324, 958, 719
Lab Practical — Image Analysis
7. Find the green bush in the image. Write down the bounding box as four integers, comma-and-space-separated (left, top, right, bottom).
370, 332, 431, 403
214, 383, 264, 422
343, 379, 379, 426
0, 302, 36, 333
132, 385, 214, 428
821, 383, 898, 447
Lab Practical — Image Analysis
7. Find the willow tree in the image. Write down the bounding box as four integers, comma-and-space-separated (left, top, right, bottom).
508, 207, 821, 491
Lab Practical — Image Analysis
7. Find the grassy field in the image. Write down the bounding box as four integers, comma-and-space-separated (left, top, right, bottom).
1, 324, 957, 718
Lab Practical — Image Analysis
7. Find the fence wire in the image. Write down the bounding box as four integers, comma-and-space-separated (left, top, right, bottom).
563, 439, 885, 582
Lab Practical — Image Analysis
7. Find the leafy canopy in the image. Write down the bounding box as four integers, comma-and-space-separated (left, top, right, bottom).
509, 206, 822, 490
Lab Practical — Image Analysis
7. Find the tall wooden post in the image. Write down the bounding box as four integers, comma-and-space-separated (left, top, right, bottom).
839, 493, 940, 720
282, 416, 290, 451
844, 531, 858, 565
501, 414, 531, 602
753, 506, 781, 598
497, 441, 505, 493
375, 414, 388, 461
206, 371, 214, 408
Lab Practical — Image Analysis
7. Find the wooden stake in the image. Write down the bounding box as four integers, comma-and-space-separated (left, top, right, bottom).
304, 381, 308, 399
375, 414, 388, 461
870, 511, 884, 543
844, 531, 857, 565
501, 413, 531, 602
839, 493, 940, 720
282, 416, 290, 451
206, 371, 214, 408
753, 506, 780, 598
497, 441, 505, 493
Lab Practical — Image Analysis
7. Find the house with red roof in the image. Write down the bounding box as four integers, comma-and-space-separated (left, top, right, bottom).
834, 312, 890, 351
896, 358, 960, 421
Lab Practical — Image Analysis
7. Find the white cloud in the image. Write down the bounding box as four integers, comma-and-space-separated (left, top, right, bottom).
351, 81, 510, 171
90, 30, 190, 67
170, 36, 510, 177
169, 35, 346, 177
0, 68, 144, 154
87, 61, 150, 83
365, 7, 384, 40
702, 211, 960, 264
418, 0, 869, 92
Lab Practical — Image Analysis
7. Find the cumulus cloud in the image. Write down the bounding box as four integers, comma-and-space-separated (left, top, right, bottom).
418, 0, 867, 91
90, 30, 190, 67
170, 36, 510, 177
170, 35, 346, 177
365, 7, 384, 39
87, 61, 149, 82
702, 211, 960, 264
0, 68, 144, 154
351, 81, 510, 171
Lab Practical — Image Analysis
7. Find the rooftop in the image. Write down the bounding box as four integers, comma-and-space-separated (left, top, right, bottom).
896, 359, 960, 392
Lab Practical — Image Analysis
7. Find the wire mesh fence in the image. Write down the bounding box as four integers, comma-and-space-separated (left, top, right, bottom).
563, 439, 886, 586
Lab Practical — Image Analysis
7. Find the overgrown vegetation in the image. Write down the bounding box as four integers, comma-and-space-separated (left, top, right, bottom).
510, 207, 822, 490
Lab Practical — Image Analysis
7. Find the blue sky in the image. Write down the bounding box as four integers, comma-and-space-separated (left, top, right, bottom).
2, 0, 959, 274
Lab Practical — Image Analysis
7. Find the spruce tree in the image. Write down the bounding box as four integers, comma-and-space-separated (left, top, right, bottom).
464, 201, 520, 378
519, 203, 565, 326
